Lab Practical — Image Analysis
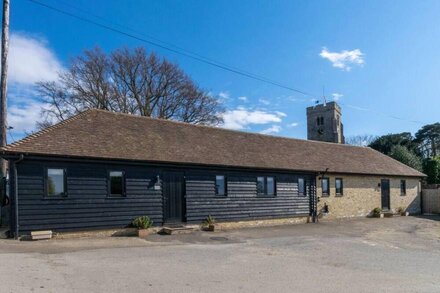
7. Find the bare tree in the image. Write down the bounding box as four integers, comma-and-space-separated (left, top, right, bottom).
37, 47, 224, 127
345, 134, 377, 147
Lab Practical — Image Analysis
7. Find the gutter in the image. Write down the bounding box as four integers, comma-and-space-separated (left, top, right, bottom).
12, 154, 24, 239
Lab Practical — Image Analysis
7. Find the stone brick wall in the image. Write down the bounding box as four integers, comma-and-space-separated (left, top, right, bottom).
316, 174, 421, 219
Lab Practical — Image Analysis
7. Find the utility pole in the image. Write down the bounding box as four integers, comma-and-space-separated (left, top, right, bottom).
0, 0, 9, 178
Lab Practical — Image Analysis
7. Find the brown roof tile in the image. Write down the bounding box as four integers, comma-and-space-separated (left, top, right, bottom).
1, 109, 425, 177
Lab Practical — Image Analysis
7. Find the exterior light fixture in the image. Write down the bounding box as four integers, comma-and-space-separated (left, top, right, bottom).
154, 175, 161, 190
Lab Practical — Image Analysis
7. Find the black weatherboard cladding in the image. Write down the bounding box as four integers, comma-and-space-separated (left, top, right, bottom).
13, 157, 315, 234
15, 159, 163, 233
185, 171, 314, 223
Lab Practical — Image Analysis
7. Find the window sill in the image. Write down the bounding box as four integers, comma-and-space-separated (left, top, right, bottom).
106, 196, 126, 199
321, 194, 330, 197
335, 194, 343, 197
43, 196, 67, 200
257, 195, 276, 198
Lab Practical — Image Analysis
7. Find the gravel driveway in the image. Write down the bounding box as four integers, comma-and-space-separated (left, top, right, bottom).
1, 216, 439, 293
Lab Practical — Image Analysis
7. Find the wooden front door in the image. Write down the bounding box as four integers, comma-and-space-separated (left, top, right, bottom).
381, 179, 390, 211
162, 172, 185, 223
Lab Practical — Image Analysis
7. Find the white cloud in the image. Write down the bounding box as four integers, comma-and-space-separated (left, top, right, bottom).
238, 96, 247, 102
7, 33, 63, 84
275, 111, 287, 117
319, 47, 364, 71
260, 125, 281, 135
332, 93, 343, 101
218, 91, 230, 100
222, 108, 284, 130
3, 33, 63, 140
288, 122, 299, 127
8, 101, 49, 134
259, 98, 270, 105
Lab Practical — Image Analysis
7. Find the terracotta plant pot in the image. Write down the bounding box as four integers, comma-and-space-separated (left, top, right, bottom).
137, 229, 151, 238
203, 224, 215, 232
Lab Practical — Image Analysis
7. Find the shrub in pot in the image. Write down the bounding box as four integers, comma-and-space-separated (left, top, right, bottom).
372, 207, 383, 218
397, 207, 409, 216
132, 216, 153, 237
201, 215, 216, 232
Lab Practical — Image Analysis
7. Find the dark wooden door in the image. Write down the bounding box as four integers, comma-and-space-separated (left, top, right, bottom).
162, 172, 185, 223
381, 179, 390, 211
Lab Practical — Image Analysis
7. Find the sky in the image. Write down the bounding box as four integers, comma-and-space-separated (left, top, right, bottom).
6, 0, 440, 142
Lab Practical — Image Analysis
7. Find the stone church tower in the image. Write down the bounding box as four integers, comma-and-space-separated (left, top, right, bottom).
306, 101, 345, 144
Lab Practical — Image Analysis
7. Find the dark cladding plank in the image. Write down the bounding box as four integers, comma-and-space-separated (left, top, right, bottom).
15, 159, 315, 234
16, 160, 164, 233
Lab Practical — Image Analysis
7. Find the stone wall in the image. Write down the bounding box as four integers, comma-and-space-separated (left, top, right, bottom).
317, 174, 421, 219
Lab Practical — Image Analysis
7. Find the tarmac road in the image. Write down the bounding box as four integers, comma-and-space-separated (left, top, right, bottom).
0, 216, 439, 293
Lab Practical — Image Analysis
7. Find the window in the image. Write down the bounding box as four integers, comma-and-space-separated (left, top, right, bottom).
46, 168, 66, 197
215, 175, 226, 196
267, 177, 275, 196
335, 178, 343, 196
257, 176, 276, 196
257, 177, 265, 194
316, 116, 324, 126
400, 180, 406, 196
109, 171, 125, 197
298, 178, 305, 196
321, 177, 329, 196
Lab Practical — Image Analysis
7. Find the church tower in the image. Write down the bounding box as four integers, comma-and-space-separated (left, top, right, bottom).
306, 101, 345, 144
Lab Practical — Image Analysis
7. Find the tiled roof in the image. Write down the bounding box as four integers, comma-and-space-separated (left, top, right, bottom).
1, 109, 425, 177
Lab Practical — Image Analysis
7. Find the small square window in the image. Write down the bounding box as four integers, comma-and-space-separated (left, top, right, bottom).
215, 175, 226, 196
47, 168, 66, 197
322, 177, 329, 196
257, 176, 276, 196
109, 171, 125, 197
335, 178, 343, 196
400, 180, 406, 196
298, 178, 305, 196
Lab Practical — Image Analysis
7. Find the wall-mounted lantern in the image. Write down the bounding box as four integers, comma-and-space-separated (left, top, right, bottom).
154, 175, 161, 190
323, 203, 329, 214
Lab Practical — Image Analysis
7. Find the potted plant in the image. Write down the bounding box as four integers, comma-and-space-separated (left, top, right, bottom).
372, 207, 383, 218
201, 215, 216, 232
132, 216, 153, 237
397, 207, 409, 216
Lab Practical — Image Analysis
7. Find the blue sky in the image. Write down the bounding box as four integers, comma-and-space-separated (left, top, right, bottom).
6, 0, 440, 142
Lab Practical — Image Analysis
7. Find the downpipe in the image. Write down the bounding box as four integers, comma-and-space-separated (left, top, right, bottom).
13, 154, 24, 239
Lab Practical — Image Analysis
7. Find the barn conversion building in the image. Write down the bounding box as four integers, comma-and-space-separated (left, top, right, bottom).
1, 108, 424, 237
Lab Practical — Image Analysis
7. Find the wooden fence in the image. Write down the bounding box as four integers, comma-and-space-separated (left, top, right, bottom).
422, 188, 440, 214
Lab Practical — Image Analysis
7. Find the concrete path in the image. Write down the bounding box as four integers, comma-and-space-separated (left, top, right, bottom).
1, 216, 440, 293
